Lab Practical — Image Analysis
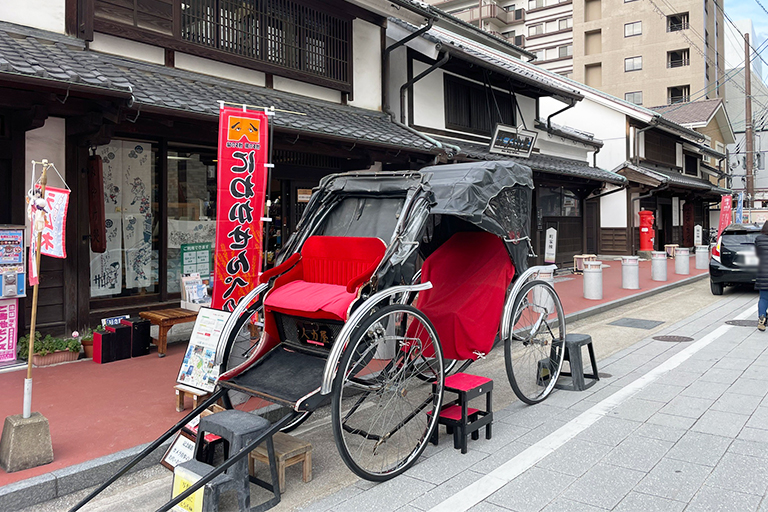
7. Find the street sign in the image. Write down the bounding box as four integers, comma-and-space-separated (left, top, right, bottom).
489, 124, 537, 159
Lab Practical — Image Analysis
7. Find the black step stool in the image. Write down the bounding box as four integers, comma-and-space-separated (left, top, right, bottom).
430, 373, 493, 454
555, 333, 599, 391
173, 459, 240, 512
191, 409, 281, 511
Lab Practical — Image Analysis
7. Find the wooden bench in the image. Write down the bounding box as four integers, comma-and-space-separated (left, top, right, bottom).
139, 308, 198, 357
248, 432, 312, 493
174, 383, 211, 412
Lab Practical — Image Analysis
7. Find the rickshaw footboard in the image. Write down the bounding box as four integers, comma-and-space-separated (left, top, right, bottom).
220, 344, 326, 410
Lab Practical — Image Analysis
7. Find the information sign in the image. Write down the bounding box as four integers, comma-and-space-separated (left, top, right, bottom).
489, 124, 537, 158
176, 307, 231, 393
544, 227, 558, 264
181, 243, 211, 281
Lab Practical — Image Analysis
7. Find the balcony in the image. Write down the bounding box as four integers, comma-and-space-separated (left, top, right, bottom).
667, 59, 690, 68
514, 34, 526, 47
668, 95, 690, 104
453, 4, 525, 25
667, 22, 690, 32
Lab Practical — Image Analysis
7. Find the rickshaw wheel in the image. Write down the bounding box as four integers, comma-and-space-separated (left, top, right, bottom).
332, 304, 444, 481
505, 280, 565, 405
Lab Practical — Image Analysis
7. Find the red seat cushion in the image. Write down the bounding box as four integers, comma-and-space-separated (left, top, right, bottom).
415, 232, 514, 361
264, 280, 356, 321
444, 372, 493, 392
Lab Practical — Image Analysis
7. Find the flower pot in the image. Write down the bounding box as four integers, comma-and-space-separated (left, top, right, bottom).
81, 337, 94, 359
32, 350, 80, 367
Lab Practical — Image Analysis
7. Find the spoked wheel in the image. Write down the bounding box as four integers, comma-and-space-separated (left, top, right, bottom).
505, 280, 565, 405
332, 304, 444, 481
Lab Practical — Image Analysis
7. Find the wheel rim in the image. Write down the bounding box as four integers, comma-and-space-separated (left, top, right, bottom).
336, 306, 443, 478
222, 304, 262, 407
508, 281, 564, 403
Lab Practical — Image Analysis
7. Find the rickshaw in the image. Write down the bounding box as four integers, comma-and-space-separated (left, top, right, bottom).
72, 161, 566, 511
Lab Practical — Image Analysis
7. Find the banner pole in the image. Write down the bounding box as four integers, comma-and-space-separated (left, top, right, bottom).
264, 107, 274, 273
24, 160, 48, 419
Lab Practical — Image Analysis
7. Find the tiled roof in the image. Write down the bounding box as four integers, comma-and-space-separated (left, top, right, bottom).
0, 22, 438, 154
649, 99, 723, 126
389, 18, 583, 103
611, 161, 731, 195
435, 136, 626, 185
534, 119, 603, 148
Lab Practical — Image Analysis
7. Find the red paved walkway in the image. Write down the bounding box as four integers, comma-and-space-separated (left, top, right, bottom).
0, 256, 708, 487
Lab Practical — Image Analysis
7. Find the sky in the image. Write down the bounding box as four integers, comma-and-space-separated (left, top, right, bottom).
726, 0, 768, 80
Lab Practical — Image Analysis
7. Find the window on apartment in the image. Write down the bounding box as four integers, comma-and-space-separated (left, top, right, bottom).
667, 13, 689, 32
444, 75, 516, 136
625, 56, 642, 72
558, 17, 573, 30
668, 85, 690, 104
532, 49, 545, 60
558, 45, 573, 58
528, 0, 545, 9
624, 21, 642, 37
178, 0, 352, 86
529, 24, 544, 36
684, 154, 698, 176
625, 91, 643, 105
502, 3, 516, 11
667, 49, 690, 68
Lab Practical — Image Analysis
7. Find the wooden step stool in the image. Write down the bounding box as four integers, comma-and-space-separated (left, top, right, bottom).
249, 432, 312, 493
174, 384, 211, 412
430, 373, 493, 454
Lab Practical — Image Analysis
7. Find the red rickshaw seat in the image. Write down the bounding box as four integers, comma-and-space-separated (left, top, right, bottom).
415, 232, 514, 361
264, 236, 386, 321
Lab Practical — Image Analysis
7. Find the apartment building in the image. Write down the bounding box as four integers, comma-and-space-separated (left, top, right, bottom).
427, 0, 574, 76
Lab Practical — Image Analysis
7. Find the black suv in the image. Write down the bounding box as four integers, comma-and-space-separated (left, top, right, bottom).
709, 223, 762, 295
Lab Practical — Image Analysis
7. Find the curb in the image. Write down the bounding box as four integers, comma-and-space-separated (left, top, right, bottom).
563, 272, 708, 325
0, 439, 170, 511
0, 272, 708, 510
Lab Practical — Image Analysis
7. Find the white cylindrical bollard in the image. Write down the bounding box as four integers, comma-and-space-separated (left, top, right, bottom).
675, 247, 690, 275
583, 260, 603, 300
534, 270, 555, 313
695, 245, 709, 269
621, 256, 640, 289
651, 251, 667, 281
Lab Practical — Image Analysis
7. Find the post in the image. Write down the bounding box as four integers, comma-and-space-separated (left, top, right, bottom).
24, 161, 47, 419
745, 33, 754, 208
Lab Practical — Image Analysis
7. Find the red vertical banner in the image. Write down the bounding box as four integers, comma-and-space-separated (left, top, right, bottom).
717, 194, 732, 238
211, 107, 269, 312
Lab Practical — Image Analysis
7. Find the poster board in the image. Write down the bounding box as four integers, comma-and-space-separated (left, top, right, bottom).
176, 308, 230, 393
181, 243, 212, 282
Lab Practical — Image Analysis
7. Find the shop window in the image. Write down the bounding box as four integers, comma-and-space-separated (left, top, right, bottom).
538, 186, 581, 217
167, 147, 218, 294
91, 141, 159, 299
444, 75, 515, 136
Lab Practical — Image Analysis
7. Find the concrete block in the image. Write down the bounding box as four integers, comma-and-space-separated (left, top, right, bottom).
0, 413, 54, 473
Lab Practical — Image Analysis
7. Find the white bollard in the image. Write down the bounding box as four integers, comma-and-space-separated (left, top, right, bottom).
651, 251, 667, 281
534, 270, 555, 313
675, 247, 690, 275
621, 256, 640, 289
695, 245, 709, 269
583, 260, 603, 300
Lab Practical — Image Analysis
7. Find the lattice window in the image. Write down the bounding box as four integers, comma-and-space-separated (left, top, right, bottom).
180, 0, 351, 85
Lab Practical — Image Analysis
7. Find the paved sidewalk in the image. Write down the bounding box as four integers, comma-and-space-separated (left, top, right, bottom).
298, 290, 768, 512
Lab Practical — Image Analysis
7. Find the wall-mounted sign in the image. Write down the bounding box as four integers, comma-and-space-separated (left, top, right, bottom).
297, 189, 312, 203
489, 124, 537, 159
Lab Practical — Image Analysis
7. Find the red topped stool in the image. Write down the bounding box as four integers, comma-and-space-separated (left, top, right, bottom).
430, 373, 493, 454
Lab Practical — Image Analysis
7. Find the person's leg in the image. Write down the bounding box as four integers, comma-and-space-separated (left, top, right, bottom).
759, 290, 768, 318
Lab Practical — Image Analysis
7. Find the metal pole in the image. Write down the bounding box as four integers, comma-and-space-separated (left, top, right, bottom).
23, 160, 48, 419
745, 33, 754, 208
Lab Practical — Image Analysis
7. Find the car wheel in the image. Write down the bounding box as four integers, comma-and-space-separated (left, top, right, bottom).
710, 280, 724, 295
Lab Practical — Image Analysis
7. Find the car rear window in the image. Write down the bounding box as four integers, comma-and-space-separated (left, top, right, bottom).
722, 231, 759, 247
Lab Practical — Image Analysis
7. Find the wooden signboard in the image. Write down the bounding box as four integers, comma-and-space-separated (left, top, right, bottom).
161, 430, 197, 470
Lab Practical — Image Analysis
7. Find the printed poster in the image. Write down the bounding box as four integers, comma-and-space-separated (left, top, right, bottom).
212, 107, 269, 312
122, 142, 153, 288
168, 220, 216, 249
96, 143, 123, 213
176, 307, 230, 392
0, 299, 18, 362
90, 213, 123, 297
181, 243, 212, 281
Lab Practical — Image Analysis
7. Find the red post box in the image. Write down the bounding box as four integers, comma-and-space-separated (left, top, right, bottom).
639, 210, 655, 251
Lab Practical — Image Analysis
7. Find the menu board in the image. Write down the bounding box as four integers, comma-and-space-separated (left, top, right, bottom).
176, 308, 230, 393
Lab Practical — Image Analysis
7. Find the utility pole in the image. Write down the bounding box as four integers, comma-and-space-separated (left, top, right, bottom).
745, 32, 754, 208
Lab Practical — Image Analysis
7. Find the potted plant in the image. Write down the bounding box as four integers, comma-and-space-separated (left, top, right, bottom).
80, 328, 95, 359
18, 331, 82, 367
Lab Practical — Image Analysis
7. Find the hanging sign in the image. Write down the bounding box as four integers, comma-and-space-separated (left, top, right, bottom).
38, 186, 69, 259
489, 124, 537, 159
212, 107, 270, 312
717, 194, 732, 237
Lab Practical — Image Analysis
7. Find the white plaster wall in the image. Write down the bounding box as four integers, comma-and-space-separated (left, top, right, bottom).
349, 19, 381, 111
0, 0, 65, 34
25, 118, 67, 241
175, 53, 266, 87
411, 63, 445, 130
90, 33, 165, 66
387, 44, 407, 120
273, 76, 340, 103
517, 95, 536, 129
600, 186, 628, 228
539, 96, 627, 170
535, 137, 589, 161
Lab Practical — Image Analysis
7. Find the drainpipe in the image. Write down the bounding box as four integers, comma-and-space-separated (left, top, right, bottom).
383, 18, 434, 116
592, 145, 601, 167
400, 52, 450, 124
630, 183, 670, 254
546, 101, 575, 132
